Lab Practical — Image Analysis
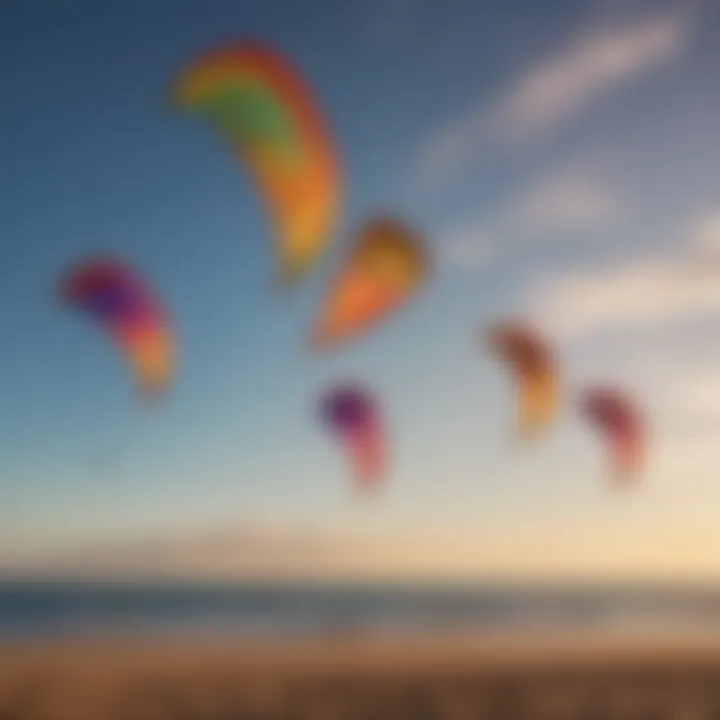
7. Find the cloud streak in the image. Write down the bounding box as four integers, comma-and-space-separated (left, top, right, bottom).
522, 204, 720, 340
418, 9, 694, 187
514, 166, 617, 233
440, 162, 618, 269
491, 11, 691, 142
526, 252, 720, 342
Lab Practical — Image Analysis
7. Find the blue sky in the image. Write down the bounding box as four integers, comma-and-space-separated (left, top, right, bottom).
3, 0, 720, 581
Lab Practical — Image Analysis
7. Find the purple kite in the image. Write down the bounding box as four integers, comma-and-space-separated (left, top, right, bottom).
319, 382, 386, 491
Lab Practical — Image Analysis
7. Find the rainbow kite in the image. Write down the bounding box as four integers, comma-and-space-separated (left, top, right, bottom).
174, 41, 341, 285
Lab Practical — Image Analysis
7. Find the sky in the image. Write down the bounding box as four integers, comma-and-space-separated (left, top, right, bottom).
3, 0, 720, 582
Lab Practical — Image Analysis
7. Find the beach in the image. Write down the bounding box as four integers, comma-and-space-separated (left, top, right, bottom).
4, 632, 720, 718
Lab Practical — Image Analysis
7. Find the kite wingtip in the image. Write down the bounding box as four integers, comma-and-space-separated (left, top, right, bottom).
611, 469, 641, 489
277, 272, 300, 292
309, 325, 334, 352
138, 377, 170, 404
515, 423, 541, 443
165, 73, 188, 112
56, 284, 71, 306
354, 476, 383, 497
278, 255, 314, 290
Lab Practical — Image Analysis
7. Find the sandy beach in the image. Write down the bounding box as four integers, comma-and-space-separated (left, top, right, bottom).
3, 631, 720, 718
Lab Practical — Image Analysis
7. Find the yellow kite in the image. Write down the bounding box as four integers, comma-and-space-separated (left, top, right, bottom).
486, 321, 558, 437
312, 216, 429, 349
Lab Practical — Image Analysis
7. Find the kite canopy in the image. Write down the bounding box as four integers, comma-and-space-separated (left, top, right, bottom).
174, 41, 341, 285
319, 382, 386, 490
60, 256, 175, 396
486, 321, 558, 437
580, 386, 644, 482
312, 216, 429, 349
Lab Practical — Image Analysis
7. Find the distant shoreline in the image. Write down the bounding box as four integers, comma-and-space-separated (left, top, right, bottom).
6, 581, 720, 646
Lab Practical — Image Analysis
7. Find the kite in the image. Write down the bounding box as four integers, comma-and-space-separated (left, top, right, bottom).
60, 256, 175, 396
312, 216, 428, 349
174, 41, 341, 285
580, 386, 644, 482
319, 382, 386, 490
486, 321, 558, 437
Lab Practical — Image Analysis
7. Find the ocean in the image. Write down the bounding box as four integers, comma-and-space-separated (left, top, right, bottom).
2, 582, 720, 642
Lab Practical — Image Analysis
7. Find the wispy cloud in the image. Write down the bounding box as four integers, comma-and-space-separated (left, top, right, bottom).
514, 165, 617, 233
527, 256, 720, 340
490, 11, 691, 142
664, 369, 720, 423
689, 210, 720, 259
440, 162, 618, 269
526, 257, 692, 339
418, 9, 694, 188
524, 205, 720, 340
